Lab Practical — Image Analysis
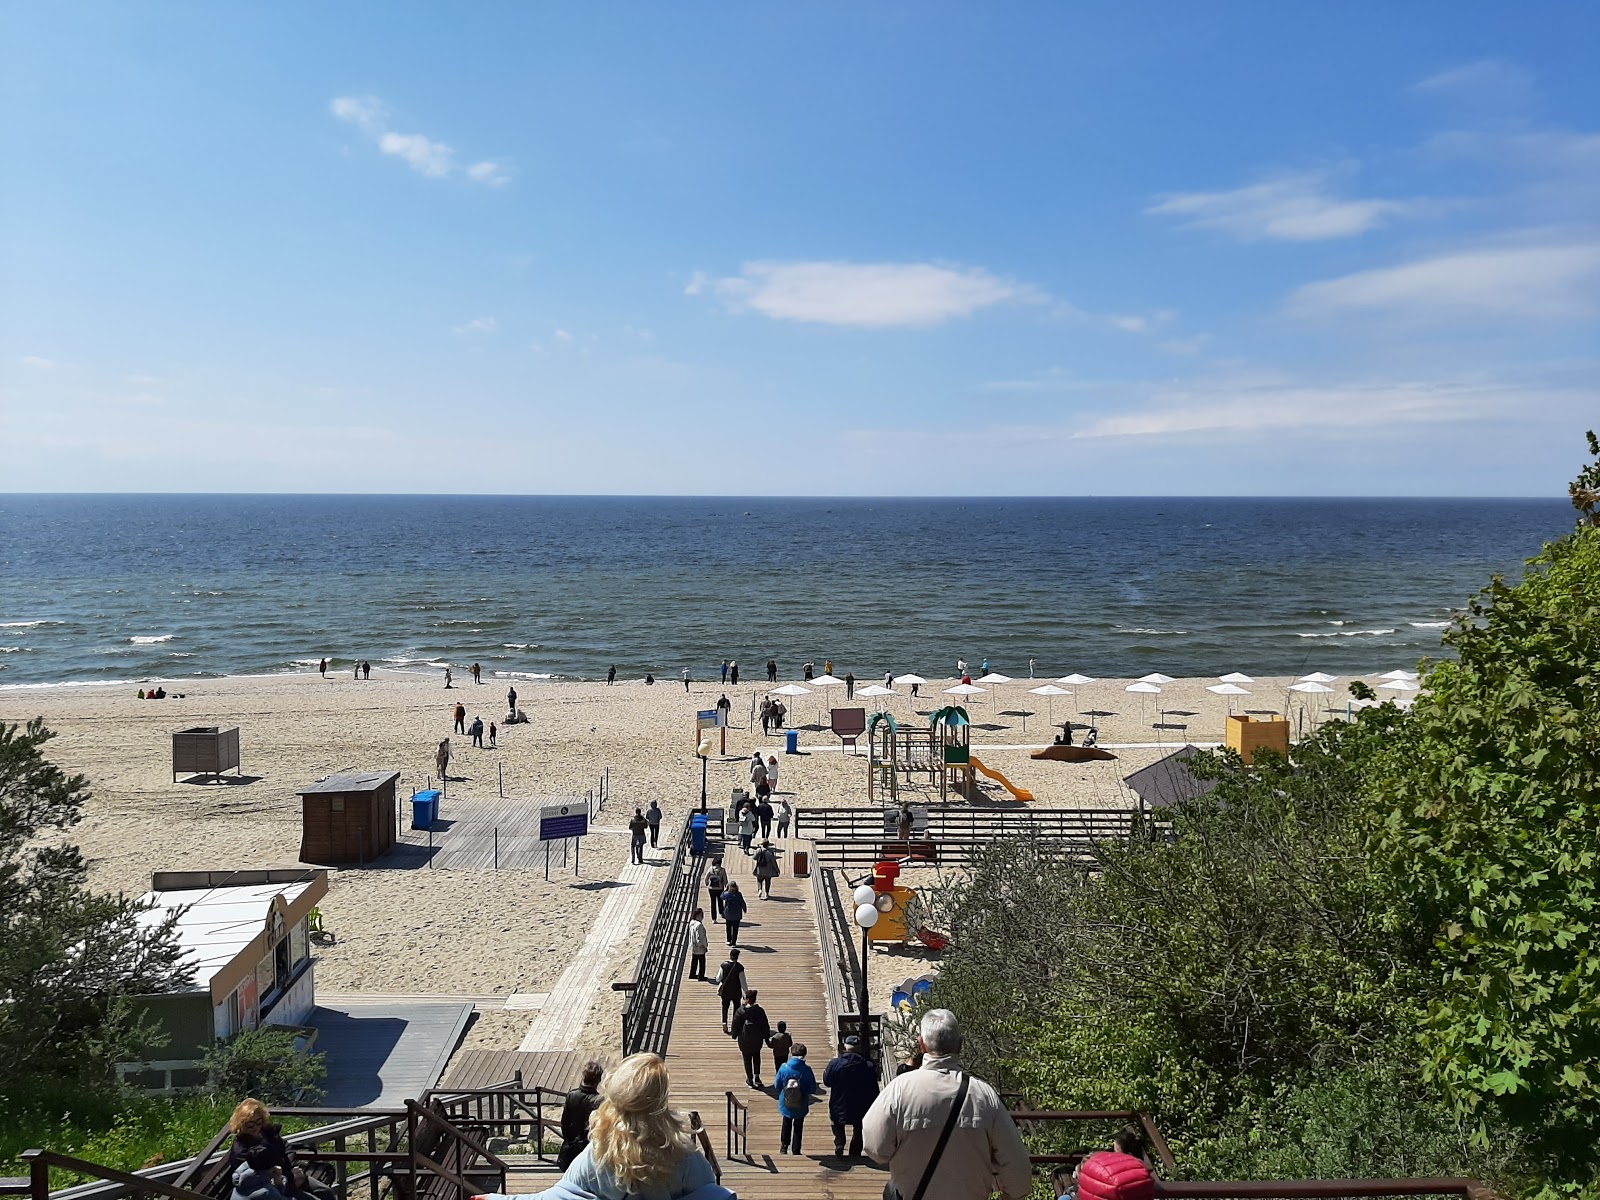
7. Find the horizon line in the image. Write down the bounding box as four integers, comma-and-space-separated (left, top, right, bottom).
0, 491, 1568, 502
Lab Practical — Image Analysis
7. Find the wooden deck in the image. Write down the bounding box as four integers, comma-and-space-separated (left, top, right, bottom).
439, 1048, 582, 1092
310, 1000, 473, 1108
663, 840, 888, 1200
391, 794, 593, 871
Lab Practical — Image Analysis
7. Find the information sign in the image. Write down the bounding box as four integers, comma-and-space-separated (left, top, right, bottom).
539, 803, 589, 842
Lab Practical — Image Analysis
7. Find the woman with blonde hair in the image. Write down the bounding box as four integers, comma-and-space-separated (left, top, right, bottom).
475, 1054, 729, 1200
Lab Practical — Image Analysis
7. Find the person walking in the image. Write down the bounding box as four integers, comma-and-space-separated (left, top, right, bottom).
823, 1035, 880, 1158
721, 659, 730, 684
756, 796, 774, 840
444, 667, 454, 689
645, 800, 663, 849
845, 671, 855, 699
362, 660, 371, 680
774, 1043, 820, 1155
981, 658, 989, 677
760, 698, 773, 735
687, 908, 709, 980
607, 664, 617, 685
454, 702, 467, 734
472, 662, 482, 685
753, 840, 779, 899
470, 716, 485, 748
824, 660, 834, 677
555, 1060, 606, 1170
716, 693, 732, 725
736, 804, 757, 855
729, 660, 739, 685
318, 658, 327, 678
803, 662, 814, 681
749, 751, 767, 790
730, 989, 771, 1089
488, 721, 497, 749
1028, 657, 1037, 679
721, 881, 747, 945
765, 754, 780, 794
706, 856, 727, 922
714, 948, 747, 1027
766, 659, 777, 683
776, 797, 793, 840
628, 808, 648, 865
507, 685, 517, 714
910, 680, 920, 698
767, 1021, 793, 1077
885, 670, 893, 688
476, 1053, 722, 1200
863, 1009, 1032, 1200
682, 667, 691, 692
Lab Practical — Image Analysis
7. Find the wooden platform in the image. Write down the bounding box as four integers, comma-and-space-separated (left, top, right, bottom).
439, 1049, 583, 1092
391, 794, 592, 871
663, 840, 887, 1200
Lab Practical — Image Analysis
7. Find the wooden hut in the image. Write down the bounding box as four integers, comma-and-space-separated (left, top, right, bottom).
298, 771, 399, 865
172, 726, 241, 781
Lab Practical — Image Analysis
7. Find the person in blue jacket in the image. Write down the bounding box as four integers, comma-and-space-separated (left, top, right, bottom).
774, 1043, 823, 1156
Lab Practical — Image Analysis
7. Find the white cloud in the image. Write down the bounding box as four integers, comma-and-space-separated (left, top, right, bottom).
331, 94, 502, 185
1415, 60, 1533, 103
700, 260, 1026, 328
1291, 240, 1600, 320
452, 317, 498, 335
19, 355, 54, 369
554, 329, 573, 343
1146, 170, 1419, 241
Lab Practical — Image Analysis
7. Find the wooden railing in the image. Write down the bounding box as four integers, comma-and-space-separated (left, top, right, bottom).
796, 805, 1142, 842
723, 1091, 749, 1163
617, 819, 709, 1056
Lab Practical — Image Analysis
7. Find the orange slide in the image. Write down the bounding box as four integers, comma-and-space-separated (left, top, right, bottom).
968, 756, 1035, 801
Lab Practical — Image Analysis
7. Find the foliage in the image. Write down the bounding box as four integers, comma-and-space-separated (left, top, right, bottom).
1371, 433, 1600, 1168
0, 718, 190, 1080
201, 1027, 326, 1105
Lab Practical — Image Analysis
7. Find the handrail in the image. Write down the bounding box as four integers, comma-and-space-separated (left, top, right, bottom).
405, 1100, 510, 1174
1009, 1111, 1176, 1173
723, 1091, 749, 1163
687, 1112, 721, 1184
21, 1152, 212, 1200
811, 864, 855, 1029
1155, 1182, 1489, 1199
619, 820, 709, 1056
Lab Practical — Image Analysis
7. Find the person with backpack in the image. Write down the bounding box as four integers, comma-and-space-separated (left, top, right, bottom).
823, 1034, 880, 1158
713, 948, 746, 1028
706, 856, 727, 921
774, 1043, 821, 1155
729, 989, 772, 1089
863, 1009, 1031, 1200
721, 881, 748, 945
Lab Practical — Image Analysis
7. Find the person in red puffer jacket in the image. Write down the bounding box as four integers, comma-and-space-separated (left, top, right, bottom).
1075, 1150, 1155, 1200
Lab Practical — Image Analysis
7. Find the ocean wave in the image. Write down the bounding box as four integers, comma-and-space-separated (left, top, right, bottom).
169, 652, 195, 658
0, 647, 22, 653
1409, 621, 1450, 629
493, 670, 556, 680
0, 620, 60, 628
1296, 628, 1397, 638
1115, 628, 1192, 636
130, 635, 176, 644
289, 658, 323, 666
384, 657, 450, 669
503, 643, 540, 650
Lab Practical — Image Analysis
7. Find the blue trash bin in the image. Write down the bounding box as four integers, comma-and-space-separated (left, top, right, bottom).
690, 813, 708, 856
411, 789, 440, 830
785, 729, 799, 755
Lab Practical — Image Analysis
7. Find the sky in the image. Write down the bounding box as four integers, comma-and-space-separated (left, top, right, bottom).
1, 3, 1596, 496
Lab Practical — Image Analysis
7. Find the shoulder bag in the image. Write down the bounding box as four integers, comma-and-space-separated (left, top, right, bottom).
884, 1072, 969, 1200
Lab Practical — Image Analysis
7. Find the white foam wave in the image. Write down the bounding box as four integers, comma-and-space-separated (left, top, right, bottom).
1116, 628, 1192, 636
493, 670, 556, 680
289, 658, 322, 666
1409, 621, 1450, 629
0, 620, 59, 628
1296, 628, 1397, 638
0, 647, 21, 653
503, 643, 540, 650
1329, 620, 1347, 626
169, 652, 195, 658
130, 635, 176, 644
384, 657, 450, 669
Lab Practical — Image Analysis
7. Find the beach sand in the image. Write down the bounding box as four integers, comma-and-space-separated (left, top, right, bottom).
0, 668, 1382, 1053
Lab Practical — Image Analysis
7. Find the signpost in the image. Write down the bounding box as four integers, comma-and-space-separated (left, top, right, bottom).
696, 708, 728, 755
540, 802, 589, 881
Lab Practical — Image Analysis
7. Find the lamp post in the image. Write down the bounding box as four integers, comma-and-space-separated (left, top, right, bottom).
852, 884, 879, 1049
697, 737, 712, 812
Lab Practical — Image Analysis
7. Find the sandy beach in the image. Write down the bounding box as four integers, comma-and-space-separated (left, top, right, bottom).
0, 668, 1390, 1053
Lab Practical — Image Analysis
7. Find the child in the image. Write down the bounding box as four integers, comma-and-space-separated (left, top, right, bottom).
767, 1020, 793, 1075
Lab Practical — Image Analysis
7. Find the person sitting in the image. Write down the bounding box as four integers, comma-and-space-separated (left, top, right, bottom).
1083, 727, 1098, 747
226, 1099, 332, 1200
645, 673, 655, 686
472, 1053, 731, 1200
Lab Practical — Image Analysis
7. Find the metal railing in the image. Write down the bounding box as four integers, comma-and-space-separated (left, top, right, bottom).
723, 1091, 749, 1162
617, 820, 710, 1056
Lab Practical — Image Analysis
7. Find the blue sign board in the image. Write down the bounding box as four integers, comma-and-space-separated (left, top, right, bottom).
539, 803, 589, 842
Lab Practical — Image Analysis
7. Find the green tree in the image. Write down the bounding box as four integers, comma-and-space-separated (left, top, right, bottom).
201, 1028, 326, 1105
1373, 433, 1600, 1169
0, 719, 190, 1080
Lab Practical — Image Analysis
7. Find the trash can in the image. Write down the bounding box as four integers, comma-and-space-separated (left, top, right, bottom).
411, 789, 440, 830
785, 729, 799, 755
690, 812, 708, 856
792, 849, 810, 876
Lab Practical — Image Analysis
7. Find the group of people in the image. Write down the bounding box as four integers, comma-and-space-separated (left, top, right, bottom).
756, 696, 789, 733
627, 802, 665, 865
451, 702, 497, 748
316, 657, 371, 680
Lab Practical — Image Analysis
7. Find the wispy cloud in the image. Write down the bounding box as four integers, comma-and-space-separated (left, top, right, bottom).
452, 317, 498, 335
19, 356, 55, 369
331, 95, 507, 185
1414, 59, 1534, 105
1147, 169, 1420, 241
692, 260, 1030, 328
1291, 238, 1600, 320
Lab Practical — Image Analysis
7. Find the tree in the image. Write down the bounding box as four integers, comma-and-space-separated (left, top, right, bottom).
1373, 434, 1600, 1170
0, 719, 190, 1080
201, 1028, 325, 1105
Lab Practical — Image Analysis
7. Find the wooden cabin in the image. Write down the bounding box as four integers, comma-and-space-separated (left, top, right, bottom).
172, 725, 241, 781
298, 771, 399, 865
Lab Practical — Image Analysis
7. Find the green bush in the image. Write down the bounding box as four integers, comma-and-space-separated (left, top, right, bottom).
201, 1027, 326, 1105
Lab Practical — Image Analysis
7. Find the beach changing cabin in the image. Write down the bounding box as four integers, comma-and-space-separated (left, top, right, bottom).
172, 725, 241, 781
298, 771, 399, 864
121, 867, 328, 1091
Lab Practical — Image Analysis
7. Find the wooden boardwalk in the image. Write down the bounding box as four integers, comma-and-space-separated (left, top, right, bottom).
664, 840, 887, 1200
391, 794, 592, 871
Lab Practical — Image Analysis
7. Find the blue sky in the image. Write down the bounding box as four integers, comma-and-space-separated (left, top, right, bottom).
2, 3, 1596, 495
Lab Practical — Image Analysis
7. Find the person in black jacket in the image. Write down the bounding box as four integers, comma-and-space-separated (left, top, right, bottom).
714, 947, 747, 1028
555, 1060, 606, 1169
226, 1100, 333, 1200
729, 989, 772, 1089
822, 1035, 880, 1158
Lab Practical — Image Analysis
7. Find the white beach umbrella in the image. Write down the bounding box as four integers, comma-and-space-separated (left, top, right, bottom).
856, 683, 896, 712
896, 673, 927, 685
1380, 669, 1420, 680
1139, 673, 1175, 685
771, 683, 811, 697
1378, 678, 1421, 692
1219, 672, 1254, 684
976, 672, 1011, 712
1298, 672, 1337, 683
943, 683, 986, 698
1207, 681, 1250, 713
1058, 673, 1096, 685
1289, 681, 1334, 694
1126, 680, 1163, 728
1029, 683, 1071, 728
810, 674, 845, 688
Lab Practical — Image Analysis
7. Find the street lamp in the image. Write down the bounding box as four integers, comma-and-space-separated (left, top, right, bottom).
852, 883, 879, 1048
696, 736, 713, 812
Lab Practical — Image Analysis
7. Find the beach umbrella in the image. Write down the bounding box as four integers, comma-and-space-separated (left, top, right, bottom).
1379, 678, 1421, 692
943, 683, 986, 702
1289, 681, 1334, 694
976, 672, 1010, 712
771, 683, 811, 696
1058, 673, 1096, 685
896, 673, 927, 684
1298, 672, 1337, 684
1029, 683, 1071, 728
1139, 673, 1175, 685
1380, 669, 1420, 680
1219, 672, 1254, 684
1126, 679, 1163, 727
1206, 682, 1250, 713
857, 683, 896, 712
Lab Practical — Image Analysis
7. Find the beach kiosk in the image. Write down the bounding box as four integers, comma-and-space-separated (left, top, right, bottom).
298, 771, 399, 865
172, 725, 241, 782
119, 867, 328, 1092
1225, 714, 1290, 765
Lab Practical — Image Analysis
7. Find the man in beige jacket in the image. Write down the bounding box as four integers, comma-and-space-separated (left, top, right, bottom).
862, 1009, 1033, 1200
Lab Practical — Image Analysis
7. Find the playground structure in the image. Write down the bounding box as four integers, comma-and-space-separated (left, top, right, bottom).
866, 706, 1034, 803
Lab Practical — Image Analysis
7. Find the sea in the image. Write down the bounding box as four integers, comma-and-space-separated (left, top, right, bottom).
0, 495, 1576, 688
